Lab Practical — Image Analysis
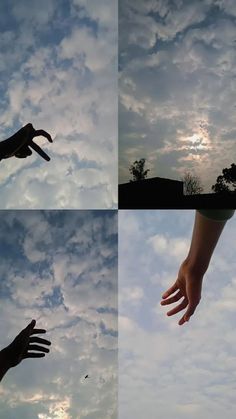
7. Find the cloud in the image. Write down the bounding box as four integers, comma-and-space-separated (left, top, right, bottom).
119, 210, 236, 419
0, 210, 118, 419
119, 0, 236, 191
0, 0, 117, 208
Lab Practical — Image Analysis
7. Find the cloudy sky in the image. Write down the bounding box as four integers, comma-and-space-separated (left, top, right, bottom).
119, 210, 236, 419
0, 210, 117, 419
119, 0, 236, 191
0, 0, 117, 209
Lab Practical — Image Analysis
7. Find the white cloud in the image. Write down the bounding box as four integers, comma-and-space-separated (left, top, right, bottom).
119, 210, 236, 419
0, 211, 117, 419
119, 0, 236, 191
0, 0, 117, 208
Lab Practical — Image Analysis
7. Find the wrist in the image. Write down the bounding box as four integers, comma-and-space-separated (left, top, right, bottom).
183, 256, 208, 277
0, 348, 12, 370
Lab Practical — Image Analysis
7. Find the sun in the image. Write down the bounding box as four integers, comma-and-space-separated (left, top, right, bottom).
181, 121, 211, 152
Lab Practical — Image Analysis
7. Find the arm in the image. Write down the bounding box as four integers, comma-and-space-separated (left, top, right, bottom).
161, 210, 233, 325
0, 320, 51, 382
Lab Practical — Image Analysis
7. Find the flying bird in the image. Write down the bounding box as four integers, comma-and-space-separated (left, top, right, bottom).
84, 374, 89, 379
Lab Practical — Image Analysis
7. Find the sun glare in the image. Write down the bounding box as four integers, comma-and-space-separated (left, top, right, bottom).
179, 121, 211, 153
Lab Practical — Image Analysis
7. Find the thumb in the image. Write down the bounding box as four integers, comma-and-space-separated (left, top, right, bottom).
183, 304, 196, 322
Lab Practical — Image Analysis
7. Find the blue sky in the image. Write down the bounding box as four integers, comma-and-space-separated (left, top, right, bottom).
0, 0, 117, 209
0, 210, 118, 419
119, 210, 236, 419
119, 0, 236, 191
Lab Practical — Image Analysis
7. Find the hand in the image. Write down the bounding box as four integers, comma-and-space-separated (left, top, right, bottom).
0, 123, 53, 161
2, 319, 51, 368
161, 260, 203, 325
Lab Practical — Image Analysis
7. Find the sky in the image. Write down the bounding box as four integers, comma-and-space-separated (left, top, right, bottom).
0, 0, 117, 209
119, 210, 236, 419
0, 210, 118, 419
119, 0, 236, 191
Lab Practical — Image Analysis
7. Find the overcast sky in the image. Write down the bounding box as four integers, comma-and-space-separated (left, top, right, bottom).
119, 0, 236, 191
119, 210, 236, 419
0, 0, 117, 209
0, 210, 117, 419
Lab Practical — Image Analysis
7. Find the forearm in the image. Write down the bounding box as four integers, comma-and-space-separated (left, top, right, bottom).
185, 211, 227, 274
0, 349, 11, 382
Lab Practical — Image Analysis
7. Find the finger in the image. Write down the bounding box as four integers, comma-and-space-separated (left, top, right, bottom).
167, 298, 188, 316
29, 337, 51, 346
30, 328, 47, 335
178, 305, 196, 326
183, 303, 198, 322
29, 141, 50, 161
28, 344, 50, 353
162, 283, 178, 299
161, 290, 183, 306
178, 315, 187, 326
22, 353, 46, 359
33, 129, 53, 143
25, 320, 36, 330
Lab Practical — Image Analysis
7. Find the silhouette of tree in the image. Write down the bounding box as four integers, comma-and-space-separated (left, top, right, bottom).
212, 163, 236, 194
182, 171, 204, 195
129, 158, 150, 182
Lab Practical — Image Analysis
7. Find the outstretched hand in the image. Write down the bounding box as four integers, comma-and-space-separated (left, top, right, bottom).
0, 123, 53, 161
161, 260, 203, 325
2, 319, 51, 368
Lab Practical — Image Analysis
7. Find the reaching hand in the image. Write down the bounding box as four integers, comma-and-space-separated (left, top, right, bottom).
3, 319, 51, 368
0, 123, 53, 161
161, 260, 203, 325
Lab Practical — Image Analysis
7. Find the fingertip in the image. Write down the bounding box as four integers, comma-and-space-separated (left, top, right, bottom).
28, 319, 36, 327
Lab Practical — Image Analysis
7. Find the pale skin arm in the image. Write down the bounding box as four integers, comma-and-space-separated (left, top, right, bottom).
161, 211, 227, 325
0, 320, 51, 381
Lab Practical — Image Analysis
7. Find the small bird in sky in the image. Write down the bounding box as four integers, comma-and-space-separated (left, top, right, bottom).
84, 374, 89, 379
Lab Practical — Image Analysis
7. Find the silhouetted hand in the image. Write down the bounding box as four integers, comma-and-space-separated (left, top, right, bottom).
161, 260, 203, 325
0, 123, 53, 161
1, 320, 51, 369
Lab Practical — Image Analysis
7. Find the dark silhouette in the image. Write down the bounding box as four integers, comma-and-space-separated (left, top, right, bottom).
119, 175, 236, 209
182, 171, 203, 195
0, 319, 51, 382
0, 123, 53, 162
212, 163, 236, 194
84, 374, 89, 379
129, 158, 150, 182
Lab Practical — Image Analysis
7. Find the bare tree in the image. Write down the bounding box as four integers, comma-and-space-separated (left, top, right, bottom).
182, 171, 204, 195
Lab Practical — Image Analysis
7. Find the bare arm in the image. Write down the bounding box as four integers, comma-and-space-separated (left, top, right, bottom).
161, 210, 231, 325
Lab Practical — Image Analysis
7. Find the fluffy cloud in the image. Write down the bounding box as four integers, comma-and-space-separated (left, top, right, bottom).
0, 210, 118, 419
0, 0, 117, 208
119, 0, 236, 191
119, 210, 236, 419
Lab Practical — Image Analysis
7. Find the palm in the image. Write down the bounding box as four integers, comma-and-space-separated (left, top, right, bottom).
5, 320, 51, 368
161, 261, 203, 325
